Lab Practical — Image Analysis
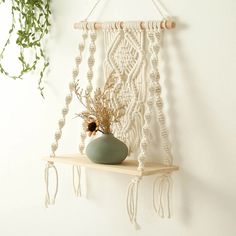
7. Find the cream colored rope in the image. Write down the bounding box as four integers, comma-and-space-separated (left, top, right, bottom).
46, 28, 88, 206
84, 0, 169, 21
152, 28, 173, 165
126, 176, 141, 230
79, 27, 97, 155
44, 162, 58, 208
72, 165, 81, 197
137, 25, 161, 170
153, 173, 172, 218
103, 22, 147, 156
51, 28, 88, 157
151, 0, 170, 19
84, 0, 103, 21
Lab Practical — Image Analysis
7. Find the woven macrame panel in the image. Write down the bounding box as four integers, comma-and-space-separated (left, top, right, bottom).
102, 24, 173, 167
103, 27, 147, 155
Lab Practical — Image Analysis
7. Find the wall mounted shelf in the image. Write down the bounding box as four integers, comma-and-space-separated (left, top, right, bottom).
43, 154, 179, 177
44, 1, 179, 226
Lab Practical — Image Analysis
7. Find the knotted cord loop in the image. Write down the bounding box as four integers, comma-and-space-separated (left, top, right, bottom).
126, 177, 142, 230
44, 162, 58, 208
72, 165, 81, 197
153, 173, 172, 218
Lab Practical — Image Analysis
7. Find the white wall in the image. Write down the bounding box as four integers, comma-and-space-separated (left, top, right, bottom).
0, 0, 236, 235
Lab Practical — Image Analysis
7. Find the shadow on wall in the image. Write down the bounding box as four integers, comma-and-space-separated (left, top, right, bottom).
160, 17, 189, 167
179, 170, 236, 224
161, 17, 234, 224
160, 17, 192, 222
164, 17, 227, 159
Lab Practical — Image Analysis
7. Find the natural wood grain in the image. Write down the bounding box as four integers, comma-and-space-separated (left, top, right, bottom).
74, 20, 176, 30
43, 154, 179, 176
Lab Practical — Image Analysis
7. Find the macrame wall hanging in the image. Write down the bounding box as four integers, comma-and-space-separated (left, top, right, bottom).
44, 0, 179, 229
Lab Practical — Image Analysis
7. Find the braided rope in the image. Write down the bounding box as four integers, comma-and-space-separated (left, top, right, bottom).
46, 29, 88, 206
152, 27, 173, 165
51, 30, 88, 157
137, 27, 160, 171
79, 27, 97, 154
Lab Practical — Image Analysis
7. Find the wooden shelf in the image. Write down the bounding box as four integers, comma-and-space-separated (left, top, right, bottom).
43, 154, 179, 177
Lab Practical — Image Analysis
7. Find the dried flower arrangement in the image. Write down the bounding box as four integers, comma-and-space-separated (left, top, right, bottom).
75, 74, 126, 136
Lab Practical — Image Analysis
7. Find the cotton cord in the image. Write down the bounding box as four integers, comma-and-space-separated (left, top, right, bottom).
153, 173, 172, 218
151, 0, 170, 19
137, 28, 161, 171
51, 31, 88, 158
103, 22, 146, 156
72, 165, 81, 197
46, 32, 88, 206
126, 177, 141, 230
79, 29, 97, 154
85, 0, 169, 21
84, 0, 103, 21
44, 162, 58, 208
152, 29, 173, 165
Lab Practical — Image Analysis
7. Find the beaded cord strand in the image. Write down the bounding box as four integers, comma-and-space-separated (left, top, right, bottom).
137, 24, 159, 171
45, 28, 88, 206
50, 28, 88, 158
79, 23, 97, 155
150, 22, 173, 218
153, 24, 173, 165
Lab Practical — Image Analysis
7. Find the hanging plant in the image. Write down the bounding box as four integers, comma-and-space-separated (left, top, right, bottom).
0, 0, 51, 97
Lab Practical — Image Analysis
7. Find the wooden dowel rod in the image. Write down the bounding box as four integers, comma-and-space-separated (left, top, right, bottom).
74, 20, 176, 30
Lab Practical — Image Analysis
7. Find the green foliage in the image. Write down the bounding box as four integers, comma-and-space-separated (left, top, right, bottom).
0, 0, 51, 97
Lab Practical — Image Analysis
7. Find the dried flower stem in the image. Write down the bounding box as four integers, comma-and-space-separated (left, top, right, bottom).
75, 73, 125, 134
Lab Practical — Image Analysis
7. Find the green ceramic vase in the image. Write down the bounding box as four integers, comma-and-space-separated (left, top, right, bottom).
85, 133, 128, 164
